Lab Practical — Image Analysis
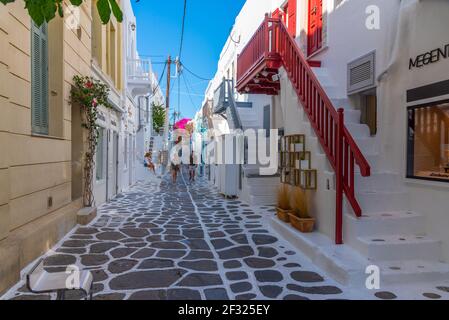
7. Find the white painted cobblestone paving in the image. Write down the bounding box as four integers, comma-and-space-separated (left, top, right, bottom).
3, 169, 449, 300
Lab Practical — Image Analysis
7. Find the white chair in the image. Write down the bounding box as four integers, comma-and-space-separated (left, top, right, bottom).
26, 258, 94, 300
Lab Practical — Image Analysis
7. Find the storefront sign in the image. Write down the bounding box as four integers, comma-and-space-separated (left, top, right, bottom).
409, 43, 449, 70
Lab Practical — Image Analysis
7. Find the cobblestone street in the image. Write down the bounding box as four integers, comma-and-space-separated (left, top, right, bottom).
3, 169, 349, 300
4, 170, 449, 300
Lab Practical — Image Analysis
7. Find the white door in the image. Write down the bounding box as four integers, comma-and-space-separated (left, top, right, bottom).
107, 131, 119, 200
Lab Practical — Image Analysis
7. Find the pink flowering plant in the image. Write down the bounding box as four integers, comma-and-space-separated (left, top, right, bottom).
71, 75, 112, 207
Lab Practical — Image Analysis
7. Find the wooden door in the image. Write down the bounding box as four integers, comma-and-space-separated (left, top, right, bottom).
308, 0, 323, 56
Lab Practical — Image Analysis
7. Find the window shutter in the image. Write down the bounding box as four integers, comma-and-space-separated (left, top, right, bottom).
288, 0, 297, 37
31, 22, 49, 135
347, 51, 376, 94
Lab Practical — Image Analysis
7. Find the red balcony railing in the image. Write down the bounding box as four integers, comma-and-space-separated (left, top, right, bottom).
237, 15, 371, 244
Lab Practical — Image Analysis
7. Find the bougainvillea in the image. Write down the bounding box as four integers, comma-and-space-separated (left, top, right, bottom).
71, 75, 112, 207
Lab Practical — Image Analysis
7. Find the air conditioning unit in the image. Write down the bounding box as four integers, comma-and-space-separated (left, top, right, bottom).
347, 51, 376, 94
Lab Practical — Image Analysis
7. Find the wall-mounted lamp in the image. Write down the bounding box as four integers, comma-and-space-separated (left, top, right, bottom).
130, 23, 136, 31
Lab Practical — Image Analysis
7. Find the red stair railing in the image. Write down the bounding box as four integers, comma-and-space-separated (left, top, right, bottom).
237, 15, 371, 244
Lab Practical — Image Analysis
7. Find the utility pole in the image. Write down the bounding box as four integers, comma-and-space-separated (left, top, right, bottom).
163, 55, 171, 151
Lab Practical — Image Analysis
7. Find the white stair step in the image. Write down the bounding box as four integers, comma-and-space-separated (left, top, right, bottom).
345, 191, 410, 214
354, 137, 376, 154
345, 123, 371, 138
248, 194, 276, 205
344, 210, 425, 237
357, 234, 442, 261
246, 176, 280, 185
248, 184, 279, 195
330, 98, 352, 109
355, 172, 403, 192
379, 260, 449, 284
343, 109, 362, 123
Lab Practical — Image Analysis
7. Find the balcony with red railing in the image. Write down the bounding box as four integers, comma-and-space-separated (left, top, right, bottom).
236, 15, 371, 244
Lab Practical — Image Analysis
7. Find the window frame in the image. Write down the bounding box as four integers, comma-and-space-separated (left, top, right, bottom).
31, 21, 49, 135
96, 127, 106, 181
406, 99, 449, 183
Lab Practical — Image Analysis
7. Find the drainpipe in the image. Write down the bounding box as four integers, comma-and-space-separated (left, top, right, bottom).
377, 0, 420, 82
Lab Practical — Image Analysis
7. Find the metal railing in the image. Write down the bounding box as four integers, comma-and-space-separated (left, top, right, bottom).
127, 59, 151, 81
236, 15, 371, 244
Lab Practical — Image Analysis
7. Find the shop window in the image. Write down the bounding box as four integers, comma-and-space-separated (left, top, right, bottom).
407, 100, 449, 182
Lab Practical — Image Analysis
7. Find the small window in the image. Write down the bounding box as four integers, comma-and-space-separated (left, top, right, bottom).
407, 100, 449, 182
96, 128, 106, 181
31, 22, 49, 135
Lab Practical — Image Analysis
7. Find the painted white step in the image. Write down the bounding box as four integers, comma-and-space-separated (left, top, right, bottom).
345, 123, 371, 138
271, 216, 449, 286
344, 210, 425, 238
246, 176, 280, 185
342, 109, 361, 123
344, 191, 410, 214
378, 260, 449, 284
354, 172, 403, 192
357, 234, 442, 261
354, 137, 376, 154
248, 194, 276, 205
270, 216, 369, 286
247, 184, 279, 196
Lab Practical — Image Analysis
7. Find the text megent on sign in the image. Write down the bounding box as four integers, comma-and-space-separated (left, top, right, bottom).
409, 43, 449, 70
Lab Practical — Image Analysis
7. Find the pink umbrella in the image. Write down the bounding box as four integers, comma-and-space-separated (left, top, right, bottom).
174, 118, 192, 130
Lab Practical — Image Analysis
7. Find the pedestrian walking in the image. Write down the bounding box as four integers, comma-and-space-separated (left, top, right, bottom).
189, 151, 197, 182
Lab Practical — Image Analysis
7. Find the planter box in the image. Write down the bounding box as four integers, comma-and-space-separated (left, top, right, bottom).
277, 207, 293, 223
288, 213, 315, 233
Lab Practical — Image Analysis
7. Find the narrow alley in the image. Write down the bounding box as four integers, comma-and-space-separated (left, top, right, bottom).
4, 170, 345, 300
4, 170, 449, 301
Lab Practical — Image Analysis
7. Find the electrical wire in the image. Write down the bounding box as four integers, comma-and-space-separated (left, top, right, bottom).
178, 0, 188, 59
180, 62, 212, 81
148, 61, 167, 99
181, 71, 198, 109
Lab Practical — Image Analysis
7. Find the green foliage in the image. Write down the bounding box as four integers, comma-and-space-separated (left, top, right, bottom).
0, 0, 123, 26
70, 75, 113, 146
71, 75, 113, 207
152, 102, 166, 134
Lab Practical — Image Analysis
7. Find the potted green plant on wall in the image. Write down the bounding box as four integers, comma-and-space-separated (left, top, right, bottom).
288, 187, 315, 233
277, 184, 292, 222
71, 75, 112, 222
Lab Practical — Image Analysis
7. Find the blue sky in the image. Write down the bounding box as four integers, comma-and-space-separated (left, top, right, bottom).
131, 0, 246, 120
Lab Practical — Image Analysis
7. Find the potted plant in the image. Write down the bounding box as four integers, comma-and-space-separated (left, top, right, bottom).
288, 187, 315, 233
276, 184, 292, 222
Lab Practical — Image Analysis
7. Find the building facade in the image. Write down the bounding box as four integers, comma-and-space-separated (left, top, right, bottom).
203, 0, 449, 285
0, 0, 158, 294
0, 1, 93, 294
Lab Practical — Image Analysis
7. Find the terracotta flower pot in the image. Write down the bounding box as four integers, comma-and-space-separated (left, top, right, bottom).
288, 213, 315, 233
277, 207, 293, 223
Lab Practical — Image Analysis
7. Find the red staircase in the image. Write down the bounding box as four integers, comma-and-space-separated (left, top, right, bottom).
236, 15, 371, 244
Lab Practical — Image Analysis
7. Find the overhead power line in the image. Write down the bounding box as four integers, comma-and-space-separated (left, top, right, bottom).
181, 72, 198, 109
148, 61, 167, 99
180, 62, 212, 81
178, 0, 188, 59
